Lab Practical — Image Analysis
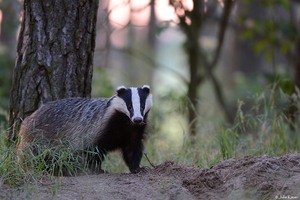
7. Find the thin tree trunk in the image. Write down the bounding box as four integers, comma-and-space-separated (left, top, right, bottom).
185, 1, 203, 136
171, 0, 204, 136
8, 0, 99, 142
148, 0, 156, 45
0, 0, 20, 59
287, 36, 300, 131
206, 0, 235, 124
187, 43, 202, 136
294, 37, 300, 89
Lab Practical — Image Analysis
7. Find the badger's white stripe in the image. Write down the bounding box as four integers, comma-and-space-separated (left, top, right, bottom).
110, 96, 130, 118
131, 88, 143, 120
144, 94, 153, 115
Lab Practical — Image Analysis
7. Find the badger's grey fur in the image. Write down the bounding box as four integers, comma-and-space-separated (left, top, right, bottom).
17, 85, 153, 174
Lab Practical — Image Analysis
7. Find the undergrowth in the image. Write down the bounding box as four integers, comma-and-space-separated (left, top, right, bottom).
141, 87, 300, 170
0, 134, 103, 188
0, 88, 299, 186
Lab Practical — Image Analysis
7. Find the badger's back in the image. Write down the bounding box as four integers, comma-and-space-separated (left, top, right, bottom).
18, 97, 111, 149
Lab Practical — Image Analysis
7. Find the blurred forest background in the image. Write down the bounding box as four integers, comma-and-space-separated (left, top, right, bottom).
0, 0, 300, 167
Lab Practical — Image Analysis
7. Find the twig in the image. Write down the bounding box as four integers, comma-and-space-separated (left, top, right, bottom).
144, 153, 155, 168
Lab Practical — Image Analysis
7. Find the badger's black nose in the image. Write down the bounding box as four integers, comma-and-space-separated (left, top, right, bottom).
133, 117, 143, 124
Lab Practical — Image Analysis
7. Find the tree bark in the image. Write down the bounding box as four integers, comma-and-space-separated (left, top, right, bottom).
8, 0, 99, 142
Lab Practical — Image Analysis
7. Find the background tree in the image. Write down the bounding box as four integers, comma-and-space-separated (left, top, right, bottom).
0, 0, 19, 120
170, 0, 234, 136
0, 0, 19, 59
8, 0, 99, 142
238, 0, 299, 130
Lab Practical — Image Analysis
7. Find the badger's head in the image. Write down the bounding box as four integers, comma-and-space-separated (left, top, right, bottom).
111, 85, 153, 125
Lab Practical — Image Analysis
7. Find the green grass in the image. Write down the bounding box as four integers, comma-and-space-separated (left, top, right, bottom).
0, 134, 102, 187
23, 143, 85, 176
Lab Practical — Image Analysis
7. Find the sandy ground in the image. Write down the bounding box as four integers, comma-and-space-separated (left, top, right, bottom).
1, 154, 300, 200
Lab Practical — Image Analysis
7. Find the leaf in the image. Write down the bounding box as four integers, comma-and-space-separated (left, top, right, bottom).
264, 51, 273, 61
254, 41, 267, 54
277, 0, 289, 10
280, 42, 291, 54
241, 29, 254, 39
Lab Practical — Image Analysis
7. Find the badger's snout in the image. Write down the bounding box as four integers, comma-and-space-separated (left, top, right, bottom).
133, 117, 143, 124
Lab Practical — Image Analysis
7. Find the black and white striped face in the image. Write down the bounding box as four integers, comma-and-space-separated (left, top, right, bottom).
112, 85, 153, 124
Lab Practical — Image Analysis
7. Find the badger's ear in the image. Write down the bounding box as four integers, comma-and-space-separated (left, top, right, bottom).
116, 85, 126, 96
142, 85, 150, 94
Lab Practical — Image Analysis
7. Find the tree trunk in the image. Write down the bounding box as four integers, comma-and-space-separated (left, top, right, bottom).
8, 0, 99, 142
185, 1, 203, 136
187, 42, 202, 136
171, 0, 204, 136
294, 37, 300, 89
175, 0, 233, 136
287, 35, 300, 131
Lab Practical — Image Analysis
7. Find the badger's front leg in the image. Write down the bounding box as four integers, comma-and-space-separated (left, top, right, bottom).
122, 141, 144, 173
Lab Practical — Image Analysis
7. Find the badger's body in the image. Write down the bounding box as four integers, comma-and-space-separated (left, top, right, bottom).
17, 85, 153, 173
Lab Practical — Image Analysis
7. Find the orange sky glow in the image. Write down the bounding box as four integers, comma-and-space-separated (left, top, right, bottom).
108, 0, 194, 29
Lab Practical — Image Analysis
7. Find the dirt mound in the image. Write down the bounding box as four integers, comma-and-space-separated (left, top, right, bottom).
1, 154, 300, 199
156, 154, 300, 200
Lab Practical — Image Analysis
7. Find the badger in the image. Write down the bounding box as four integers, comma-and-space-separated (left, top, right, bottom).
17, 85, 153, 174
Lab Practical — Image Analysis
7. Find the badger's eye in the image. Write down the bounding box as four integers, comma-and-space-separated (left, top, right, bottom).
128, 105, 133, 111
141, 105, 145, 110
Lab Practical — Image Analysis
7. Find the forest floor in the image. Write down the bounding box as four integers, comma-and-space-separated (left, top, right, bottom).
1, 154, 300, 200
